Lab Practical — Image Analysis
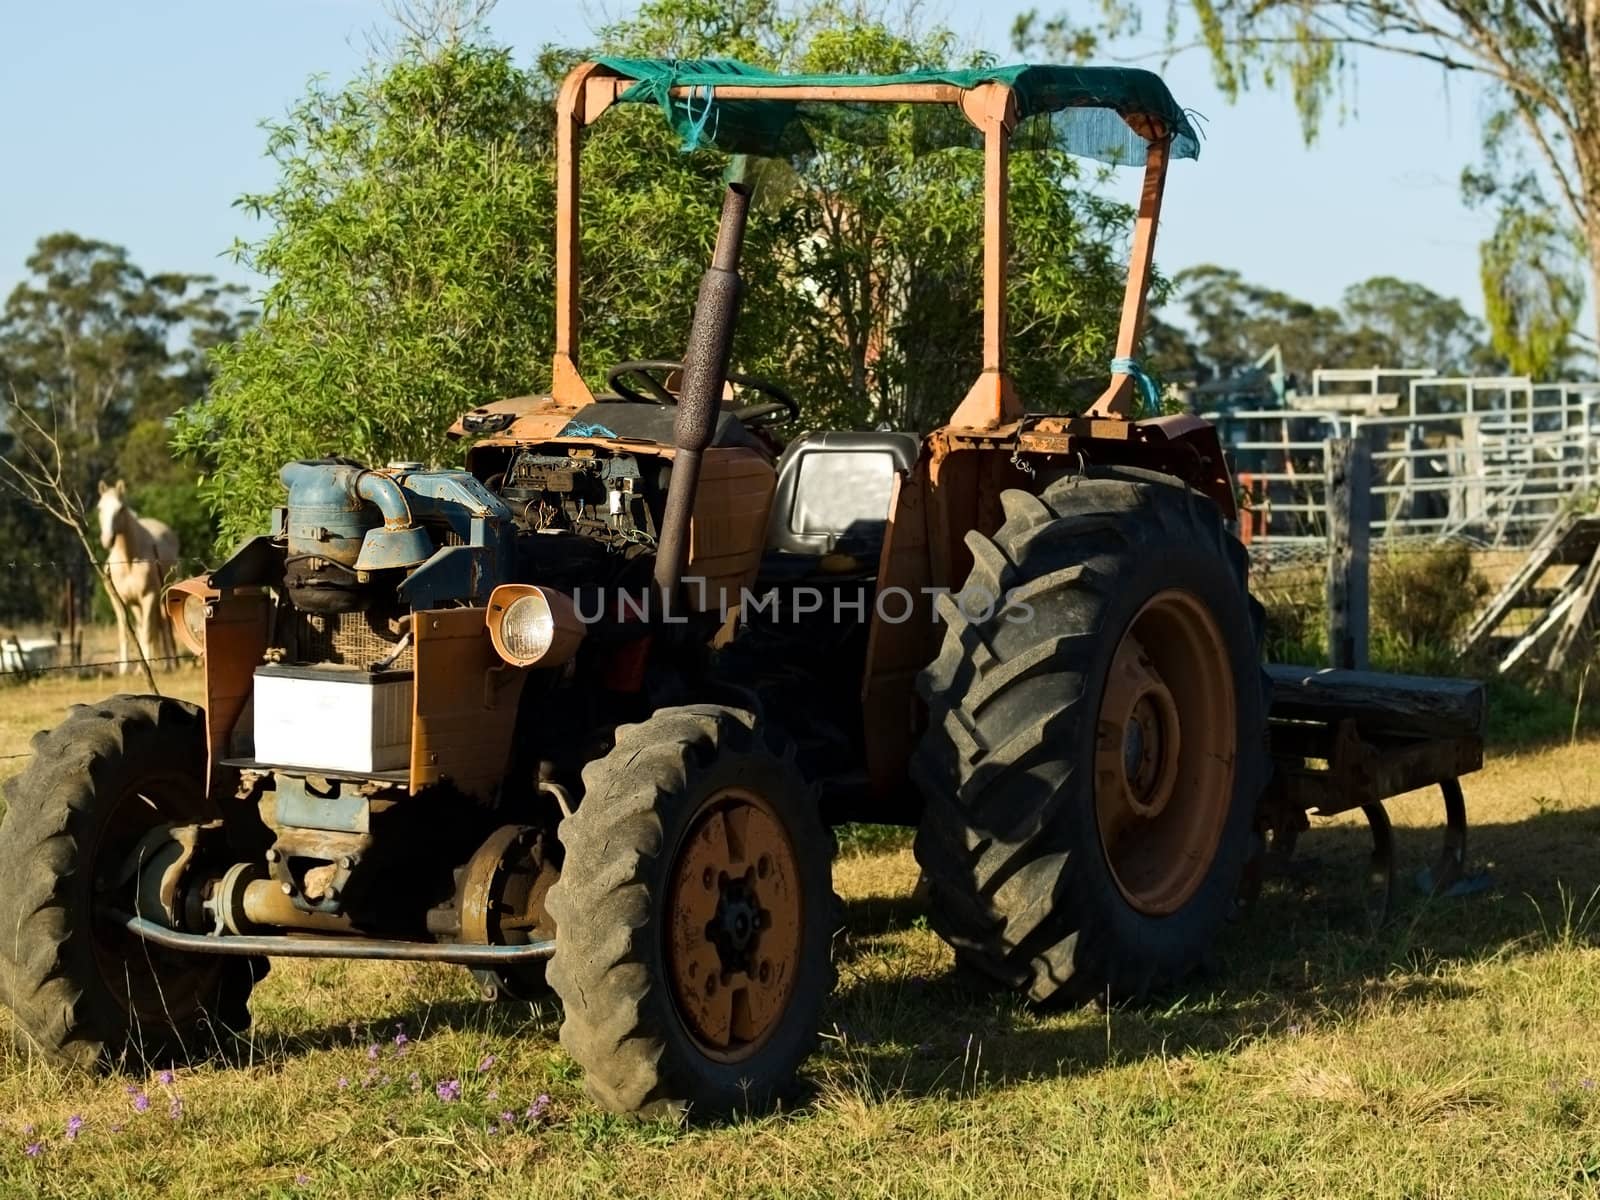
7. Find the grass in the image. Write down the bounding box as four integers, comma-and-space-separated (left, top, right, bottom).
0, 672, 1598, 1196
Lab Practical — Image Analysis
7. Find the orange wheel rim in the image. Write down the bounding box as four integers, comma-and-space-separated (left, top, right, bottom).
665, 787, 803, 1062
1095, 589, 1236, 915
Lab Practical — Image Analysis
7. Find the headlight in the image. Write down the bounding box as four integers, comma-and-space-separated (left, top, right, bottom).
180, 593, 207, 654
165, 578, 213, 657
486, 585, 584, 668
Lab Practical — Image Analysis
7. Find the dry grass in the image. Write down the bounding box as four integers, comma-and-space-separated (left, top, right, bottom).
0, 675, 1598, 1197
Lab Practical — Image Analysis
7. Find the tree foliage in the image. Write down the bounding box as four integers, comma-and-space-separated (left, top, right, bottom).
1081, 0, 1600, 371
1479, 201, 1585, 378
186, 0, 1140, 548
177, 38, 558, 550
1152, 264, 1494, 382
0, 234, 249, 620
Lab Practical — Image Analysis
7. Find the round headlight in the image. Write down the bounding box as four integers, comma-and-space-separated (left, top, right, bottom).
181, 593, 207, 652
487, 585, 584, 669
501, 593, 556, 663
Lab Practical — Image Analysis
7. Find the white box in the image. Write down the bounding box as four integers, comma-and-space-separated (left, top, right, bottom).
253, 665, 414, 775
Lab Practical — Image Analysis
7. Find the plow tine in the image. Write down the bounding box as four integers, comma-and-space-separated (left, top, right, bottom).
1428, 778, 1469, 897
1360, 802, 1396, 931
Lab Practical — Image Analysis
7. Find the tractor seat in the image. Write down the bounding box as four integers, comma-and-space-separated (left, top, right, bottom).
762, 431, 918, 576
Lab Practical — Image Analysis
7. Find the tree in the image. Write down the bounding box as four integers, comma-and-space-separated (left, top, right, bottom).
1479, 202, 1585, 378
189, 0, 1139, 545
0, 234, 250, 621
178, 33, 560, 551
1154, 265, 1495, 382
1088, 1, 1600, 373
1340, 275, 1492, 373
2, 234, 247, 456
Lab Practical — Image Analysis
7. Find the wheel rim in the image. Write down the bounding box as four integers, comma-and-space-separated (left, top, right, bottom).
665, 787, 803, 1063
90, 771, 216, 1023
1094, 589, 1236, 916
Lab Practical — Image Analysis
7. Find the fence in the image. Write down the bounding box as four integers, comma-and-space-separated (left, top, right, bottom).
0, 552, 208, 680
1221, 372, 1600, 674
1213, 374, 1600, 551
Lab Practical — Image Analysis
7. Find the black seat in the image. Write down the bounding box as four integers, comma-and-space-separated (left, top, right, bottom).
763, 431, 919, 565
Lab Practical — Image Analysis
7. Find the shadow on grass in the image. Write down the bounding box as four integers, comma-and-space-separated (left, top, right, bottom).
225, 807, 1600, 1119
813, 807, 1600, 1105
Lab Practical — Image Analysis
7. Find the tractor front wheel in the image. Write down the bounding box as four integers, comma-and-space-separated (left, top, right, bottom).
911, 467, 1267, 1005
546, 705, 833, 1118
0, 696, 260, 1069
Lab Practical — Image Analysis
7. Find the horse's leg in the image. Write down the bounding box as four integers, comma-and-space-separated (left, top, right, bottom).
157, 589, 177, 665
138, 592, 159, 673
113, 579, 130, 676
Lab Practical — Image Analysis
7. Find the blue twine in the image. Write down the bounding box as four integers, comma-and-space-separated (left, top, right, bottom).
680, 84, 717, 152
1110, 357, 1161, 416
558, 420, 618, 438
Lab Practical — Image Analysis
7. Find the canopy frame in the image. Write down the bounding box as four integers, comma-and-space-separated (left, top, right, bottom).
550, 61, 1178, 428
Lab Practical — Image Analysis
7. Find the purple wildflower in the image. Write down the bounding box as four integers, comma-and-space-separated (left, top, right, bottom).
64, 1115, 83, 1142
486, 1088, 499, 1102
499, 1110, 515, 1124
487, 1125, 499, 1136
477, 1054, 496, 1073
393, 1031, 409, 1052
367, 1043, 380, 1061
436, 1079, 462, 1102
409, 1072, 422, 1092
131, 1092, 150, 1114
156, 1070, 175, 1087
337, 1076, 349, 1091
168, 1097, 183, 1122
24, 1142, 41, 1158
295, 1173, 310, 1186
527, 1093, 551, 1121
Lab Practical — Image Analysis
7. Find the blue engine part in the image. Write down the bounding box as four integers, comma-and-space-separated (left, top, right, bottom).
273, 460, 515, 609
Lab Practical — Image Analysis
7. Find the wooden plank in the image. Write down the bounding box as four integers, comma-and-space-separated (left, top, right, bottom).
1265, 663, 1485, 737
1459, 508, 1576, 653
1324, 436, 1371, 670
1546, 540, 1600, 674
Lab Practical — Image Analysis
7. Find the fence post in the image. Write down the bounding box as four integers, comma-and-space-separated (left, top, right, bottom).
1325, 434, 1371, 670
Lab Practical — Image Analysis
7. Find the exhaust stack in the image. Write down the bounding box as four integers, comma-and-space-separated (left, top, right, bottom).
652, 172, 753, 611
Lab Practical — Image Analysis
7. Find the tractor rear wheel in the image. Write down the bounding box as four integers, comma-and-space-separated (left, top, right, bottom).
911, 468, 1267, 1005
546, 705, 833, 1118
0, 696, 260, 1069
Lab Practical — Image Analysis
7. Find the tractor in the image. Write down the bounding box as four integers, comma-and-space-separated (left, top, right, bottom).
0, 58, 1484, 1118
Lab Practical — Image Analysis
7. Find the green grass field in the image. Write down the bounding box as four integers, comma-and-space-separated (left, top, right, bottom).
0, 669, 1598, 1197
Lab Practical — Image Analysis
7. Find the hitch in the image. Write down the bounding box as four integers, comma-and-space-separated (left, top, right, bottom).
1254, 664, 1485, 924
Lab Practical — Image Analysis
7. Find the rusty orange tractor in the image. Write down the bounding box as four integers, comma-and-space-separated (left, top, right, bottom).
0, 59, 1482, 1118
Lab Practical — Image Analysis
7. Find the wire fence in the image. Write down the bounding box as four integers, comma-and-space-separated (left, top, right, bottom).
0, 548, 205, 680
1250, 534, 1539, 666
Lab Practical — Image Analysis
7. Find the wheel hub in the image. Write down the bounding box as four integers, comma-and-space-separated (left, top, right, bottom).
1095, 590, 1236, 916
666, 789, 802, 1062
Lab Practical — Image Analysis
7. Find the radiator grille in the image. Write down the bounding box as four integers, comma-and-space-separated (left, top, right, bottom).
287, 609, 413, 671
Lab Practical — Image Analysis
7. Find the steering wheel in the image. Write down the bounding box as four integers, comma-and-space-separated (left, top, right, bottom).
606, 360, 800, 426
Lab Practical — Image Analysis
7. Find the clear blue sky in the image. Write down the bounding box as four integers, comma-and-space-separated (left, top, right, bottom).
0, 0, 1494, 320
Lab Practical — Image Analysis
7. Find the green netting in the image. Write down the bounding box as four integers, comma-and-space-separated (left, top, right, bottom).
594, 57, 1199, 166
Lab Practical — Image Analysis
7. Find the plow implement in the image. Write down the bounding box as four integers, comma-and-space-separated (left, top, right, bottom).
1255, 664, 1484, 920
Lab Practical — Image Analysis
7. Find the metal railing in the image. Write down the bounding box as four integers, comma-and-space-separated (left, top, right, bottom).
1209, 375, 1600, 548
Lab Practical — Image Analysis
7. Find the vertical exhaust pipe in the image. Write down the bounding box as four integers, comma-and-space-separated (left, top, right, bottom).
653, 171, 752, 611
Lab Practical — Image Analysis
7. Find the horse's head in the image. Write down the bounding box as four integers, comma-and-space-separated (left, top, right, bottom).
97, 480, 128, 550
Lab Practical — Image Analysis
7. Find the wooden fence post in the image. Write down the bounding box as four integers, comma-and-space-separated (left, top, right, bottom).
1326, 435, 1372, 670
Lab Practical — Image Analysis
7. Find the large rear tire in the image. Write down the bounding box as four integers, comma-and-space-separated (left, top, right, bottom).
0, 696, 260, 1069
546, 705, 834, 1119
911, 468, 1267, 1005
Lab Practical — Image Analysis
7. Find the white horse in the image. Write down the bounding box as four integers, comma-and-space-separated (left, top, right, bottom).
97, 481, 179, 675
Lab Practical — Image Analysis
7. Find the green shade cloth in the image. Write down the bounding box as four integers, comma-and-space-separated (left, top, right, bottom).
594, 57, 1199, 166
